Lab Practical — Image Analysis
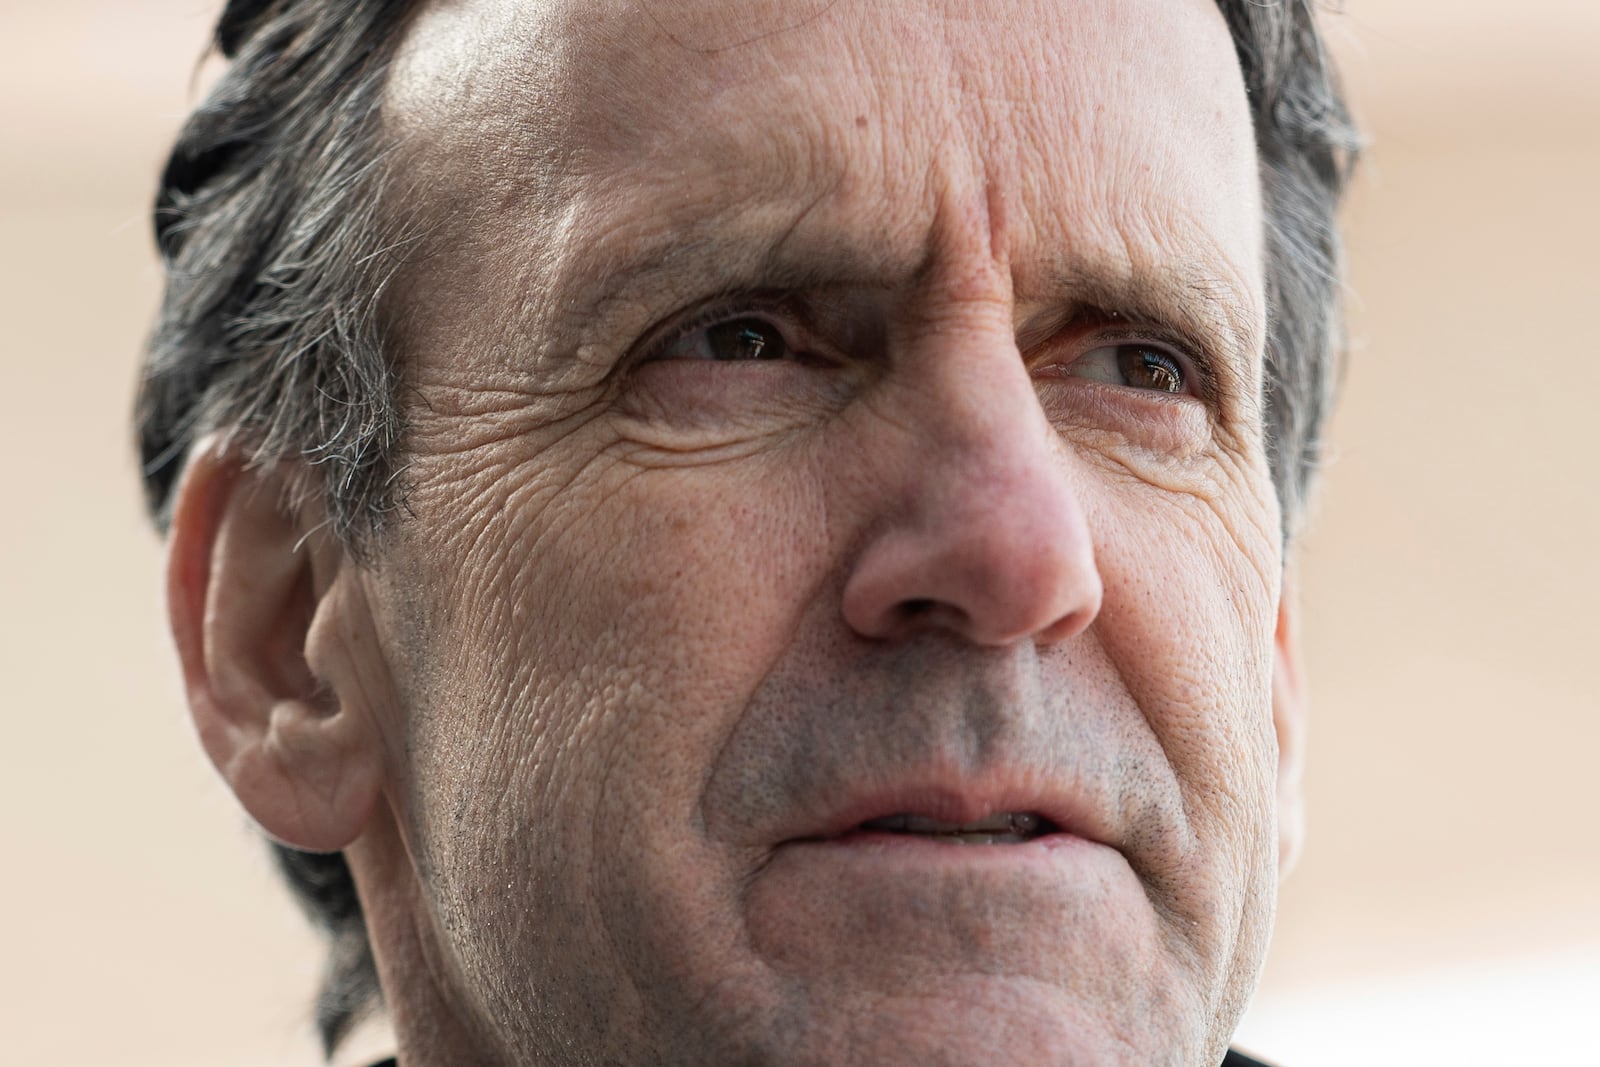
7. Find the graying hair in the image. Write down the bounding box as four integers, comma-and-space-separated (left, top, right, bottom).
140, 0, 412, 552
136, 0, 1358, 1055
139, 1, 411, 1052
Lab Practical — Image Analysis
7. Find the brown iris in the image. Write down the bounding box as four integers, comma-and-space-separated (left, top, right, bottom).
704, 318, 788, 361
1117, 346, 1185, 392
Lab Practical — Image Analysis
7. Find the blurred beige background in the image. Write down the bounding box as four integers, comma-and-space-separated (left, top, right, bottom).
2, 2, 1595, 1064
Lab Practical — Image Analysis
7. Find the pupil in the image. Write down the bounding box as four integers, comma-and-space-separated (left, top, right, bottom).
1119, 347, 1181, 392
708, 319, 784, 361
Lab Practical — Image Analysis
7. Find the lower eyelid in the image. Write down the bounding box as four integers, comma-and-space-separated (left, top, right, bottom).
1077, 341, 1197, 393
1034, 376, 1215, 452
641, 302, 798, 362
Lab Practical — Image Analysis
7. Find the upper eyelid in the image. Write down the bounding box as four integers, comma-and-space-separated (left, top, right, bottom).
1058, 324, 1219, 401
636, 293, 809, 363
635, 294, 1222, 401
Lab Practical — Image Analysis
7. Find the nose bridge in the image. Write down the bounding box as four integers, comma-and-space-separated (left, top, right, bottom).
947, 321, 1040, 454
913, 331, 1054, 521
919, 313, 1090, 577
841, 295, 1103, 647
895, 277, 1063, 507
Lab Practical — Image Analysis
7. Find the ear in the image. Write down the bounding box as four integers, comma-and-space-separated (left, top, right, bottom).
166, 441, 383, 853
1272, 561, 1309, 875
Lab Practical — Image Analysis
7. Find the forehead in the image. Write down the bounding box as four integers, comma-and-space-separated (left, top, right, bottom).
385, 0, 1262, 341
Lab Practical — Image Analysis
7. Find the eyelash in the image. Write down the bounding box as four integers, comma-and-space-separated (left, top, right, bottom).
1064, 333, 1210, 398
638, 294, 807, 365
637, 295, 1217, 401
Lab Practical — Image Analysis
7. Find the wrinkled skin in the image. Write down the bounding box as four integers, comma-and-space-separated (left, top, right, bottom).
212, 0, 1299, 1063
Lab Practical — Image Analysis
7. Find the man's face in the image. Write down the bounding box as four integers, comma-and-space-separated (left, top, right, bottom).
357, 0, 1285, 1061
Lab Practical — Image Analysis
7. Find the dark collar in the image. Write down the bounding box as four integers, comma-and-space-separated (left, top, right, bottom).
371, 1047, 1275, 1065
1225, 1049, 1278, 1067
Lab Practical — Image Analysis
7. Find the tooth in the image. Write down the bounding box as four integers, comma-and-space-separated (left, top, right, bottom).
939, 833, 1027, 845
1008, 812, 1040, 835
860, 812, 1044, 837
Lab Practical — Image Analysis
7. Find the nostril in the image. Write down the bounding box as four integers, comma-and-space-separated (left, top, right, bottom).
894, 598, 969, 636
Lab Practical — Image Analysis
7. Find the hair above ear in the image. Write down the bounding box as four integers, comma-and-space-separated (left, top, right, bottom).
166, 440, 383, 853
215, 0, 277, 57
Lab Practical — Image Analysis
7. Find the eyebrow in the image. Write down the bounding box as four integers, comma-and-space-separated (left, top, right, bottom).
556, 200, 1263, 386
1028, 258, 1263, 399
1037, 262, 1257, 351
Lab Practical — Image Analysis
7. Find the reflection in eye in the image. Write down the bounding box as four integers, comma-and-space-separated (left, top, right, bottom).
1072, 344, 1189, 394
659, 316, 791, 361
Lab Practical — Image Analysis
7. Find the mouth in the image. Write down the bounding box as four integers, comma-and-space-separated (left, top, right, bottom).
738, 782, 1148, 1013
852, 810, 1060, 845
762, 778, 1115, 857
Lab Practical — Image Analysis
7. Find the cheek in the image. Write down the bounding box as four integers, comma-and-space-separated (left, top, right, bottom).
1085, 474, 1282, 937
1087, 451, 1281, 732
389, 429, 840, 868
368, 427, 847, 1036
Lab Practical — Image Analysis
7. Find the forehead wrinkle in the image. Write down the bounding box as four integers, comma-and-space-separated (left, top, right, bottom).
542, 198, 902, 355
532, 103, 1262, 371
389, 0, 1263, 381
544, 194, 1261, 413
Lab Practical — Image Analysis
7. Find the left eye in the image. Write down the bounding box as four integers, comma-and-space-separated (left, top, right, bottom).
656, 315, 791, 362
1067, 344, 1190, 394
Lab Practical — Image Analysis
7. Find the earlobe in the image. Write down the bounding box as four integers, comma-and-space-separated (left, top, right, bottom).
1272, 563, 1309, 876
167, 441, 382, 853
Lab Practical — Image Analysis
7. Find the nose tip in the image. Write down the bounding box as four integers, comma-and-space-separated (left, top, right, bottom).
840, 459, 1103, 647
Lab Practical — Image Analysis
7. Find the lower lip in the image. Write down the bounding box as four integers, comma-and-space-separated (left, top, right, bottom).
793, 829, 1100, 862
744, 830, 1137, 975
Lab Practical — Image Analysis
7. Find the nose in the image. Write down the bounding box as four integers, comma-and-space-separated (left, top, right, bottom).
840, 326, 1103, 647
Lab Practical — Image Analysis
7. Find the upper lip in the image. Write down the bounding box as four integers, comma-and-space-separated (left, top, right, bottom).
782, 772, 1118, 849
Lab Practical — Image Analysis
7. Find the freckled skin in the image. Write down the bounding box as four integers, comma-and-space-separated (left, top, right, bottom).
334, 0, 1291, 1063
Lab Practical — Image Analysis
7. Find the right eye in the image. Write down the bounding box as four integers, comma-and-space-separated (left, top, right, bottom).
651, 314, 793, 362
1068, 343, 1193, 395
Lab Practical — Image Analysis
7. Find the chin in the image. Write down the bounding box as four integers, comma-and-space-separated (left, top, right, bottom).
661, 971, 1205, 1067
